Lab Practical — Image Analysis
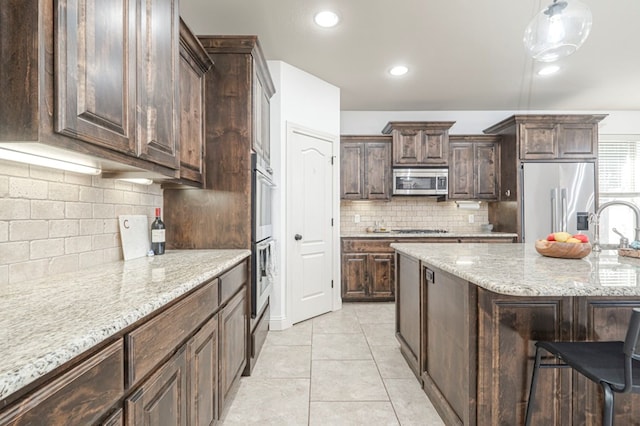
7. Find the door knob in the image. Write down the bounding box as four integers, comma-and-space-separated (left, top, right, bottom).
294, 234, 302, 241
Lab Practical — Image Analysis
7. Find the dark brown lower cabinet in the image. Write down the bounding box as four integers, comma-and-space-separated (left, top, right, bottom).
188, 315, 219, 426
0, 340, 124, 426
126, 346, 188, 426
0, 260, 249, 426
220, 287, 247, 414
396, 255, 640, 426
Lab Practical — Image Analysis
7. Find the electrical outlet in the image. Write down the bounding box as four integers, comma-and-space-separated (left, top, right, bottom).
354, 214, 360, 223
468, 214, 474, 224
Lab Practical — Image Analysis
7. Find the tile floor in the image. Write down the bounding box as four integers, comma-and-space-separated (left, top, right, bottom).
220, 302, 445, 425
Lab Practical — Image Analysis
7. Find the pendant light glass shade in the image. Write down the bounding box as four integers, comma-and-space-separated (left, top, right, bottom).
523, 0, 592, 62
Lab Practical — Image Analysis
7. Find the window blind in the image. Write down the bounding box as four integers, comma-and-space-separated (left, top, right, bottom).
598, 138, 640, 195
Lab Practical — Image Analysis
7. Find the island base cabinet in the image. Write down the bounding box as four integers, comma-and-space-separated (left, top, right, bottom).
477, 289, 573, 426
395, 253, 423, 379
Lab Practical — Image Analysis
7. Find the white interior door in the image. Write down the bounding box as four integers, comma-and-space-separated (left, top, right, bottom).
287, 124, 335, 324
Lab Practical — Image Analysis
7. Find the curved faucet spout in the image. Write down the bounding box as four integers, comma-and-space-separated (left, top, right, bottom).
591, 200, 640, 252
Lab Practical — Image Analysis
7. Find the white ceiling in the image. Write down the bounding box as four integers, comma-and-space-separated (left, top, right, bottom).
180, 0, 640, 112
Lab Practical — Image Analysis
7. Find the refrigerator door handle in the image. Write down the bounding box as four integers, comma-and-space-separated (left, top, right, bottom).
560, 188, 568, 232
551, 188, 559, 233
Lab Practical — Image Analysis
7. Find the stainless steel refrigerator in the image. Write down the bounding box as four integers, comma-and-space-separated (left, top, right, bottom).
521, 162, 596, 242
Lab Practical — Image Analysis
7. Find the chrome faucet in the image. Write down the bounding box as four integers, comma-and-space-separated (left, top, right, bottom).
589, 200, 640, 252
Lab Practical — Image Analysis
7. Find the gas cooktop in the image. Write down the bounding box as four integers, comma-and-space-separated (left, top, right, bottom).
393, 229, 449, 234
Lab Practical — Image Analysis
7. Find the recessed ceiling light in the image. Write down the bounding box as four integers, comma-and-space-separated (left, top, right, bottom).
314, 11, 340, 28
389, 65, 409, 76
538, 65, 560, 76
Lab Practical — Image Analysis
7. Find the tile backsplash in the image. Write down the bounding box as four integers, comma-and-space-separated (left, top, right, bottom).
0, 159, 163, 285
341, 198, 489, 234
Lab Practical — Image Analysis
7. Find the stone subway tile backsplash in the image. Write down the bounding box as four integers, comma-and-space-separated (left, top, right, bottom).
0, 159, 163, 285
340, 198, 490, 234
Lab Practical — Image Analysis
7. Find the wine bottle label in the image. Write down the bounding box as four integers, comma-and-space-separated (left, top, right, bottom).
151, 229, 165, 243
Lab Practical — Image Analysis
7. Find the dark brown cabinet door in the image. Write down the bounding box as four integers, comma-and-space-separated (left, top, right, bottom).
475, 142, 498, 199
520, 122, 558, 159
340, 142, 365, 199
368, 253, 394, 298
55, 0, 136, 155
340, 136, 391, 200
392, 129, 448, 166
383, 122, 454, 167
342, 253, 367, 299
178, 20, 212, 184
219, 288, 247, 413
136, 0, 179, 169
557, 123, 596, 158
449, 143, 474, 199
187, 315, 218, 426
364, 142, 392, 199
126, 346, 188, 426
449, 138, 499, 200
252, 71, 272, 165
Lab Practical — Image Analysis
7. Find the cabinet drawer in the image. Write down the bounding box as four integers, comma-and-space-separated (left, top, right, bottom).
342, 239, 394, 253
0, 340, 124, 426
220, 261, 248, 304
126, 279, 218, 388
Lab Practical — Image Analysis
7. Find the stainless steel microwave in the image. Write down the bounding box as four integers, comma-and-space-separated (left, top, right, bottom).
392, 168, 448, 195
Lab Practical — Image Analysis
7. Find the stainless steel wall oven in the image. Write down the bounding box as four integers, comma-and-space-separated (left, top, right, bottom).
251, 154, 275, 318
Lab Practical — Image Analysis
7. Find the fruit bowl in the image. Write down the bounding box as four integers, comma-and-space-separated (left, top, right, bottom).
535, 239, 592, 259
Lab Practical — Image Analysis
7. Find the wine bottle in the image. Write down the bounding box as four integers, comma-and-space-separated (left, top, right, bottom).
151, 207, 165, 255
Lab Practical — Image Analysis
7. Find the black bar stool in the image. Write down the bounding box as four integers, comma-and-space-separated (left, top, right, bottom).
525, 308, 640, 426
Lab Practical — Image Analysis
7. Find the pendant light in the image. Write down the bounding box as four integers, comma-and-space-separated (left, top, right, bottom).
523, 0, 592, 62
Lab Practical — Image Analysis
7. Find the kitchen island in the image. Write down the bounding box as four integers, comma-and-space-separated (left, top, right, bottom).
0, 249, 250, 424
392, 242, 640, 426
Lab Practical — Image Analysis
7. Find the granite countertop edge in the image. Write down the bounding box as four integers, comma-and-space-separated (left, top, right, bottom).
0, 249, 250, 403
391, 242, 640, 298
342, 232, 518, 238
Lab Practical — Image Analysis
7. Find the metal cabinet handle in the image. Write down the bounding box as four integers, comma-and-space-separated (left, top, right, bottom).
294, 234, 302, 241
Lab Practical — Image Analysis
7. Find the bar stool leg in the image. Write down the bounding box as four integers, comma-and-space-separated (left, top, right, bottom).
601, 383, 614, 426
524, 346, 544, 426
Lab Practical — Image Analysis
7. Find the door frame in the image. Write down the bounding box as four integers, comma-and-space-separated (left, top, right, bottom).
285, 122, 341, 326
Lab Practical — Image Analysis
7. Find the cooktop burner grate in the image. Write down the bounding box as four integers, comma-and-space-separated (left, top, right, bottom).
393, 229, 449, 234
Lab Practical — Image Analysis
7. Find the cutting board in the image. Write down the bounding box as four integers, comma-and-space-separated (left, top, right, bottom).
119, 215, 150, 260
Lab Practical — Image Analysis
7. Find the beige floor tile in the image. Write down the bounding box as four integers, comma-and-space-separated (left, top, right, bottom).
312, 310, 362, 334
311, 359, 389, 401
385, 378, 445, 426
309, 401, 399, 426
220, 377, 310, 425
354, 302, 396, 324
312, 332, 372, 360
266, 320, 313, 346
361, 322, 399, 347
371, 345, 416, 379
252, 345, 311, 378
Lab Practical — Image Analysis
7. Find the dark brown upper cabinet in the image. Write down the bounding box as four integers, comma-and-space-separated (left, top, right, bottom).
382, 121, 455, 167
177, 19, 213, 185
0, 0, 182, 178
483, 114, 606, 201
56, 0, 180, 170
449, 135, 500, 201
340, 135, 392, 200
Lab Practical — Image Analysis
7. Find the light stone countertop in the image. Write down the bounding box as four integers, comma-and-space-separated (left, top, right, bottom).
343, 231, 518, 239
392, 242, 640, 297
0, 249, 250, 403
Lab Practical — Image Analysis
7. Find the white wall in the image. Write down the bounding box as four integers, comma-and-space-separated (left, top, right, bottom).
268, 61, 340, 330
341, 110, 640, 135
